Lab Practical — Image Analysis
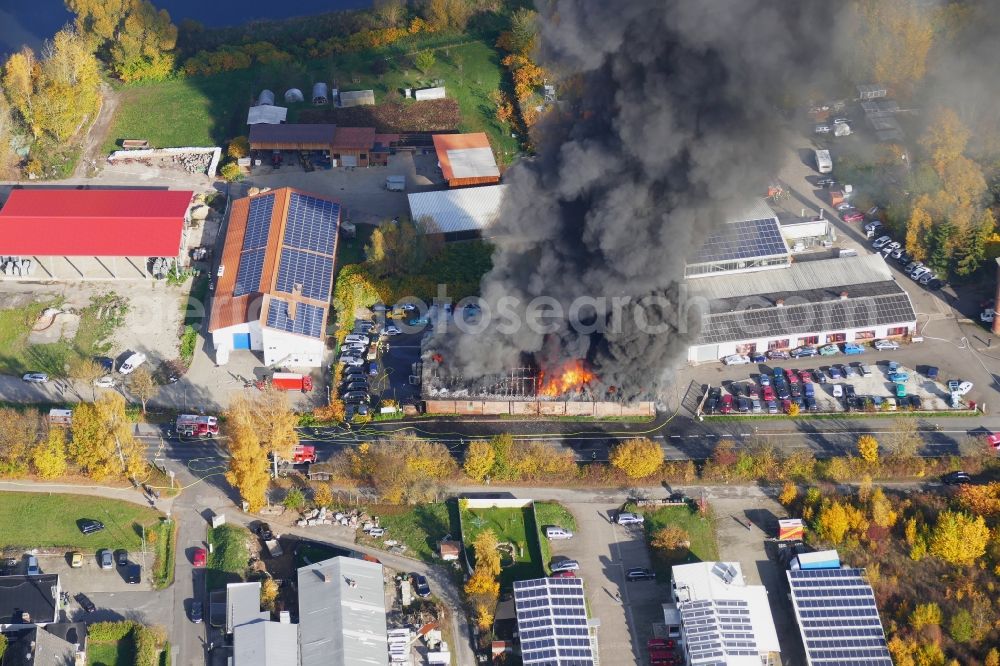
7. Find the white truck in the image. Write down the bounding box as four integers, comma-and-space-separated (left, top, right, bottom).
814, 149, 833, 174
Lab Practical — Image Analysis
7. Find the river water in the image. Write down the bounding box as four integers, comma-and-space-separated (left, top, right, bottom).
1, 0, 372, 56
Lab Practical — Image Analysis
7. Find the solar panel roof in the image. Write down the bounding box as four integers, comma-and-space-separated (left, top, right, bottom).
265, 298, 325, 338
233, 248, 266, 298
275, 248, 334, 301
243, 194, 275, 251
788, 568, 892, 666
689, 217, 789, 265
283, 192, 339, 255
513, 578, 595, 665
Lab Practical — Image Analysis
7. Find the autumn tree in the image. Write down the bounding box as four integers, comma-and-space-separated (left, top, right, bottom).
0, 407, 42, 476
0, 97, 19, 179
921, 108, 970, 177
260, 577, 279, 611
955, 208, 995, 277
651, 526, 689, 552
954, 481, 1000, 518
227, 136, 249, 159
465, 527, 501, 631
67, 0, 178, 81
904, 205, 933, 262
69, 393, 147, 481
909, 602, 942, 631
868, 488, 898, 529
928, 510, 989, 566
497, 8, 537, 57
414, 50, 436, 74
312, 482, 333, 508
816, 500, 868, 546
244, 388, 299, 462
32, 428, 68, 479
985, 647, 999, 666
3, 48, 40, 138
337, 437, 456, 504
224, 395, 271, 511
885, 417, 921, 459
364, 219, 439, 278
127, 367, 158, 415
463, 440, 496, 482
69, 357, 106, 400
374, 0, 405, 28
857, 434, 880, 465
778, 481, 798, 507
787, 402, 800, 417
609, 438, 664, 479
847, 0, 934, 95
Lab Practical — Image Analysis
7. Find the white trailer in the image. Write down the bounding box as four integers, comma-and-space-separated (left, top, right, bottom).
814, 149, 833, 174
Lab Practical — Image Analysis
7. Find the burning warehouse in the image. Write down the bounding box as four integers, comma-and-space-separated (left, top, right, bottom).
421, 351, 656, 417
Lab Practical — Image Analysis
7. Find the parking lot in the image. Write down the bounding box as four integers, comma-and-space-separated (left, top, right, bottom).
17, 551, 154, 593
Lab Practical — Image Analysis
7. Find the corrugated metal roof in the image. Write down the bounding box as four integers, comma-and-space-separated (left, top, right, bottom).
408, 185, 506, 234
688, 254, 893, 301
0, 189, 192, 257
298, 557, 388, 666
234, 621, 299, 666
247, 105, 288, 125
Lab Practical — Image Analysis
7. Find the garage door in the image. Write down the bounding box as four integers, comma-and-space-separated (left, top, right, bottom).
340, 154, 358, 167
692, 344, 719, 363
232, 333, 251, 349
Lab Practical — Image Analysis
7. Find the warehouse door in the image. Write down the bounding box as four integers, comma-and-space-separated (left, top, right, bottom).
340, 154, 358, 167
232, 333, 251, 350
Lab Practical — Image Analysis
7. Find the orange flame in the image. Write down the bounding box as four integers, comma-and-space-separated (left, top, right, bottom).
538, 360, 595, 397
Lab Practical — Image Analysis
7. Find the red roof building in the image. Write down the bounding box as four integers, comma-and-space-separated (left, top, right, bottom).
432, 133, 501, 187
0, 189, 192, 257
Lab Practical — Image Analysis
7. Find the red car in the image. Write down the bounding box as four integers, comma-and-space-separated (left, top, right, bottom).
762, 385, 775, 402
799, 370, 813, 384
551, 570, 576, 578
842, 211, 865, 223
192, 547, 207, 568
720, 394, 733, 414
988, 433, 1000, 450
781, 399, 792, 413
784, 369, 799, 384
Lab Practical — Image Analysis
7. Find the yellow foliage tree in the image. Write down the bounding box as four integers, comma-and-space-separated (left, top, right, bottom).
849, 0, 934, 95
857, 434, 880, 465
778, 481, 798, 507
787, 402, 800, 417
0, 407, 41, 476
651, 526, 688, 552
463, 440, 496, 482
929, 510, 990, 567
817, 501, 852, 544
474, 602, 494, 632
68, 0, 178, 81
985, 647, 999, 666
920, 107, 970, 177
905, 205, 933, 262
33, 428, 68, 479
227, 136, 250, 159
69, 393, 146, 481
312, 482, 333, 508
472, 528, 501, 576
869, 488, 898, 529
223, 396, 272, 511
464, 566, 500, 598
260, 577, 279, 611
909, 602, 942, 630
609, 438, 664, 479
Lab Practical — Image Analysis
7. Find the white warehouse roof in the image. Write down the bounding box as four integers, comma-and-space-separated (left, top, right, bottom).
234, 621, 298, 666
298, 557, 388, 666
447, 147, 501, 179
408, 184, 507, 235
247, 105, 288, 125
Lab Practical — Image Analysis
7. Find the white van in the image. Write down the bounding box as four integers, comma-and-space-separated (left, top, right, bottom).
344, 334, 370, 345
616, 512, 644, 525
814, 149, 832, 174
545, 526, 574, 540
118, 352, 147, 375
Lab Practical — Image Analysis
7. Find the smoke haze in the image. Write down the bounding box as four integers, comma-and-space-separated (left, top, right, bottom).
437, 0, 839, 400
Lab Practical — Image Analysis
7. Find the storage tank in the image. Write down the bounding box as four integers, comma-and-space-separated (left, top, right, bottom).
312, 82, 328, 105
283, 88, 304, 103
258, 89, 275, 106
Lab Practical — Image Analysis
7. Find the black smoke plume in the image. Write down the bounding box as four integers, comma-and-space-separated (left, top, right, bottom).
436, 0, 837, 400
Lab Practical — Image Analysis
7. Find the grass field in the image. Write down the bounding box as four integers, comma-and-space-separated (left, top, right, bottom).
357, 502, 459, 563
206, 524, 251, 589
103, 39, 518, 158
534, 501, 578, 567
0, 492, 162, 551
460, 505, 544, 587
150, 519, 177, 590
0, 293, 126, 377
641, 505, 719, 583
87, 638, 135, 666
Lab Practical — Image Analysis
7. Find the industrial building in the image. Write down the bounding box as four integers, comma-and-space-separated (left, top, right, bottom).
684, 200, 791, 278
209, 187, 341, 368
248, 124, 398, 167
226, 581, 298, 666
685, 253, 917, 363
664, 561, 780, 666
298, 557, 389, 666
407, 184, 507, 241
513, 577, 598, 665
0, 188, 193, 280
432, 132, 501, 188
787, 565, 891, 665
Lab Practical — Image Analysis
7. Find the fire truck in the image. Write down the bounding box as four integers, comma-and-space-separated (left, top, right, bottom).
269, 445, 317, 466
175, 414, 219, 438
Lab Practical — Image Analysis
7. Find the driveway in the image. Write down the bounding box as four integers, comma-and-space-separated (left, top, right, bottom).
553, 503, 664, 666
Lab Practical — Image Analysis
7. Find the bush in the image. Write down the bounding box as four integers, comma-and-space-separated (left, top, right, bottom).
135, 625, 158, 666
88, 620, 137, 642
220, 161, 244, 182
282, 488, 306, 510
948, 608, 973, 643
179, 325, 197, 364
609, 438, 664, 479
227, 136, 250, 159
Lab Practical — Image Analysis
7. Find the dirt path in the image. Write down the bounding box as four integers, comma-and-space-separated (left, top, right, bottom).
73, 83, 122, 179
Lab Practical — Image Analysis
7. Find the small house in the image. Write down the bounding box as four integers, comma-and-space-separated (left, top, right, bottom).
438, 540, 461, 561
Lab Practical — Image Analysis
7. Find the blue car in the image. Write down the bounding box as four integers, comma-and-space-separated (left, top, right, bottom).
842, 343, 865, 355
888, 372, 909, 383
368, 361, 378, 376
758, 374, 771, 387
828, 365, 843, 380
750, 352, 767, 363
773, 367, 785, 379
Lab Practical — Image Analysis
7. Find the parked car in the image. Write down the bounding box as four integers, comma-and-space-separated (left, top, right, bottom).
943, 471, 972, 485
816, 177, 836, 188
70, 551, 83, 568
842, 364, 857, 378
774, 379, 790, 400
828, 365, 842, 380
888, 372, 909, 383
79, 519, 105, 535
885, 397, 898, 411
818, 344, 839, 356
749, 352, 767, 363
874, 339, 899, 351
790, 382, 802, 399
842, 211, 865, 223
253, 522, 274, 541
751, 399, 762, 413
784, 368, 799, 384
832, 384, 843, 398
762, 386, 775, 402
190, 600, 203, 623
342, 391, 369, 403
94, 375, 115, 388
790, 346, 817, 358
747, 383, 760, 400
125, 564, 141, 584
99, 550, 113, 570
814, 369, 829, 384
550, 559, 580, 573
118, 352, 146, 375
76, 593, 96, 613
193, 548, 207, 568
758, 373, 770, 386
842, 343, 864, 355
626, 567, 656, 582
908, 395, 922, 409
844, 385, 857, 400
26, 555, 40, 576
799, 371, 814, 384
545, 526, 574, 540
767, 349, 790, 360
895, 383, 907, 398
115, 550, 129, 567
859, 364, 873, 377
918, 272, 936, 286
814, 124, 832, 134
766, 400, 778, 414
369, 362, 379, 376
804, 395, 818, 411
22, 372, 48, 383
616, 512, 644, 525
872, 235, 892, 249
722, 354, 750, 365
383, 325, 401, 336
412, 573, 431, 598
550, 570, 576, 578
93, 356, 114, 372
720, 394, 733, 414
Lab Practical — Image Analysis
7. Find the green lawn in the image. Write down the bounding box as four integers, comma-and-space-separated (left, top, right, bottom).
0, 293, 126, 377
534, 501, 578, 568
150, 519, 177, 590
460, 505, 544, 588
641, 505, 719, 583
356, 502, 459, 564
103, 38, 518, 158
0, 492, 162, 551
206, 524, 252, 589
336, 224, 377, 267
87, 638, 135, 666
